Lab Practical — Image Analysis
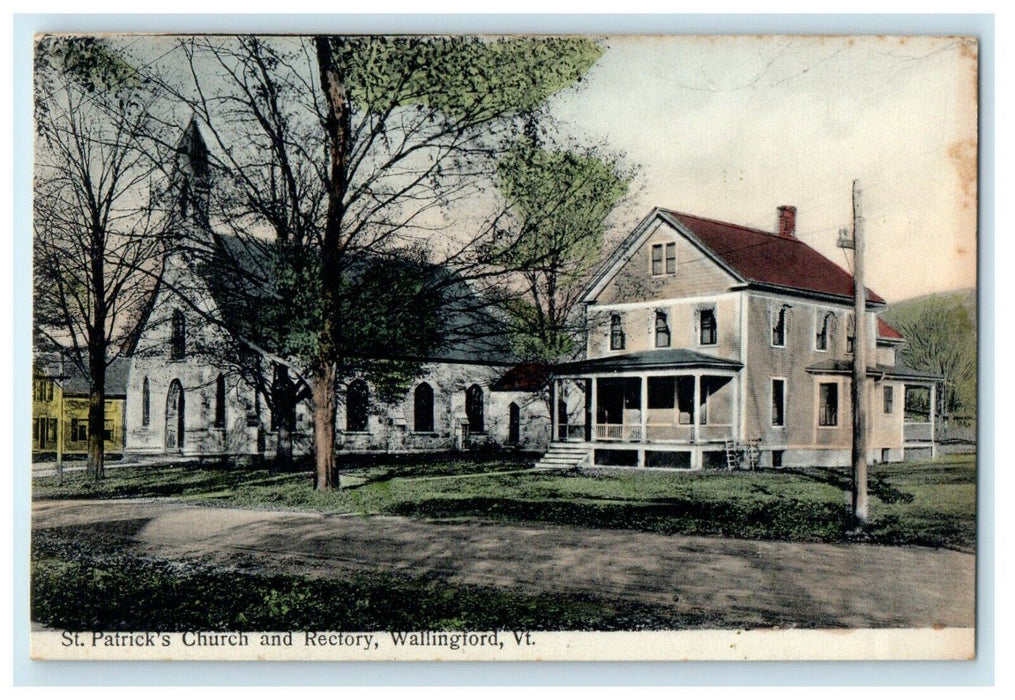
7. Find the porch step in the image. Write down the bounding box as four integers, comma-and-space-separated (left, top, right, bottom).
533, 442, 591, 470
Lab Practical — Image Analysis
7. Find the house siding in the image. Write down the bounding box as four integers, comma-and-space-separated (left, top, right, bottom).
593, 221, 738, 305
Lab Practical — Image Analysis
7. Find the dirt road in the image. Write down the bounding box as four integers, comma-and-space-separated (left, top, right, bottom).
32, 499, 975, 628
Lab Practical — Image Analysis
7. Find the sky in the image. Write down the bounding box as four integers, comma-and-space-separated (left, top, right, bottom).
546, 35, 978, 303
112, 34, 978, 305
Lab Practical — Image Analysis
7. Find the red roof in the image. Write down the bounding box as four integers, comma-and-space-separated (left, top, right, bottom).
662, 210, 885, 304
878, 317, 904, 341
491, 363, 552, 392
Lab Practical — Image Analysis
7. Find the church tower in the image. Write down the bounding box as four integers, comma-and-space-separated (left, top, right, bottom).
172, 116, 212, 235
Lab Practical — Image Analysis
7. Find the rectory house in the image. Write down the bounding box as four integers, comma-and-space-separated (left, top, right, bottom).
544, 206, 941, 470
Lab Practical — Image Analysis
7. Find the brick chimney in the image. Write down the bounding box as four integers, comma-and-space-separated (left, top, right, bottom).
777, 205, 797, 238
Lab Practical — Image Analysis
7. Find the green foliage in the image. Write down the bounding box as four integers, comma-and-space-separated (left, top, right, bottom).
36, 35, 140, 94
328, 36, 604, 123
495, 136, 629, 361
882, 290, 976, 414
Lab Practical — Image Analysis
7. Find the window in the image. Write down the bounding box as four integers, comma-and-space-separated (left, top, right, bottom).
171, 310, 186, 360
771, 306, 788, 347
346, 380, 369, 432
772, 379, 785, 427
650, 242, 676, 276
654, 310, 671, 348
142, 377, 150, 426
104, 419, 114, 442
699, 308, 717, 345
883, 385, 894, 414
71, 418, 88, 442
609, 314, 625, 351
818, 382, 838, 426
466, 384, 485, 434
214, 374, 226, 428
414, 382, 434, 433
33, 379, 53, 402
846, 313, 855, 354
815, 311, 834, 351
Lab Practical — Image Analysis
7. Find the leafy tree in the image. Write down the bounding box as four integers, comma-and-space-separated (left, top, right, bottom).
495, 135, 630, 364
151, 35, 603, 488
882, 291, 977, 417
34, 36, 172, 479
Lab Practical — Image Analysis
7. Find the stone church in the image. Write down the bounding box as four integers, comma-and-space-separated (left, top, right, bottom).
123, 120, 550, 462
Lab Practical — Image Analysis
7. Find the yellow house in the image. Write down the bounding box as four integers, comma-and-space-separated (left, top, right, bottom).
32, 355, 128, 458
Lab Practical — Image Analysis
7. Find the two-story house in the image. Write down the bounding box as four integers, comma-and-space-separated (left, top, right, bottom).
545, 206, 941, 470
32, 352, 129, 460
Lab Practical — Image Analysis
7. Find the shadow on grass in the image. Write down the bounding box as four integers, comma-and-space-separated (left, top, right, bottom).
388, 495, 852, 542
779, 467, 914, 505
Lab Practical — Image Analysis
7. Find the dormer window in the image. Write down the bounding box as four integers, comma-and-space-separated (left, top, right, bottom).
651, 242, 676, 276
655, 310, 671, 348
699, 308, 717, 346
609, 314, 626, 350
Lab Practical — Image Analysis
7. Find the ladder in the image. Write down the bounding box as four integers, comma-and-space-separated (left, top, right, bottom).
724, 439, 762, 470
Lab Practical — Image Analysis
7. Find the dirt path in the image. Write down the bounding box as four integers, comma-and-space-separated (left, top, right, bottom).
32, 499, 975, 629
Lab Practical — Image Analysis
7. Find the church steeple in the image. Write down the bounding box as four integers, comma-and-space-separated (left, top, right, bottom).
173, 116, 211, 231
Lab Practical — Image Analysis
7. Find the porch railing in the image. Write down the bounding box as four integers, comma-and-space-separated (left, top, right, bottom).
904, 422, 934, 443
595, 423, 733, 443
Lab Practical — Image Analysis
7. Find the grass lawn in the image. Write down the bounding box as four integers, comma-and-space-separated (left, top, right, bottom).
33, 453, 977, 551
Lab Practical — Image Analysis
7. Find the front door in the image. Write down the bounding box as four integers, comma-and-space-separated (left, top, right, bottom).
165, 380, 185, 451
508, 402, 520, 444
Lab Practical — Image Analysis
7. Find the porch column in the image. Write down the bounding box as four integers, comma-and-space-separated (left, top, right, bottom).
730, 372, 738, 441
590, 377, 598, 443
930, 382, 938, 459
640, 375, 648, 443
550, 379, 559, 444
692, 372, 701, 444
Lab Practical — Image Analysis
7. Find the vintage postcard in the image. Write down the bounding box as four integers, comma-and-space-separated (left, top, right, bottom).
29, 32, 978, 662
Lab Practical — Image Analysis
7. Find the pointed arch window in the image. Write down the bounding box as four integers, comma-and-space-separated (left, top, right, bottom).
655, 310, 671, 348
346, 380, 369, 432
141, 376, 151, 427
414, 382, 435, 433
699, 307, 717, 345
214, 374, 226, 428
846, 313, 856, 354
466, 384, 485, 434
171, 310, 186, 359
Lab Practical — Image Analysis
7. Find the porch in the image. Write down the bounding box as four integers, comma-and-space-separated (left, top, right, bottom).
550, 349, 743, 469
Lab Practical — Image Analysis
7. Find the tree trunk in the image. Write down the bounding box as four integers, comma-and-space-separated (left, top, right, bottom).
314, 37, 352, 491
86, 348, 106, 480
311, 360, 336, 490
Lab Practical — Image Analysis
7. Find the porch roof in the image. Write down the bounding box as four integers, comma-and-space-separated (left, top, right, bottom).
806, 359, 943, 382
554, 348, 743, 376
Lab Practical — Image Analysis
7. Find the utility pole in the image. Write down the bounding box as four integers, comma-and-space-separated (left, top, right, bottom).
850, 179, 869, 526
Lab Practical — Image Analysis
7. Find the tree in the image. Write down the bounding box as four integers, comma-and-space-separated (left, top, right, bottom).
882, 292, 977, 417
151, 35, 603, 488
34, 36, 171, 479
494, 134, 630, 365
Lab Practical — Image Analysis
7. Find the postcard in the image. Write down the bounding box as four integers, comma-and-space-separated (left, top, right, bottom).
29, 32, 977, 661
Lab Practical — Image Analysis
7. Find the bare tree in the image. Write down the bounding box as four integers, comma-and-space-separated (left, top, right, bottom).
34, 36, 172, 479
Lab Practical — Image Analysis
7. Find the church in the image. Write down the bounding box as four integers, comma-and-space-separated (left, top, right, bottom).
123, 121, 550, 463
